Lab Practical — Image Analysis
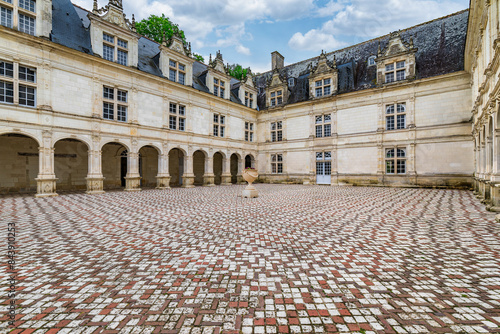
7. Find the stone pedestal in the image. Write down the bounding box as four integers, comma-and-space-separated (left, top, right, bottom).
182, 175, 195, 188
221, 174, 232, 185
242, 185, 258, 198
125, 176, 142, 192
203, 174, 215, 186
86, 176, 105, 194
156, 176, 170, 189
35, 177, 58, 198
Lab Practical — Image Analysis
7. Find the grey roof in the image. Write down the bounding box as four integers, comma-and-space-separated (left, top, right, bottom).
137, 37, 163, 77
255, 9, 469, 110
51, 0, 93, 54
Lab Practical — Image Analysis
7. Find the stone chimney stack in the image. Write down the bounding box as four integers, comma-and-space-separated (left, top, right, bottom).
271, 51, 284, 70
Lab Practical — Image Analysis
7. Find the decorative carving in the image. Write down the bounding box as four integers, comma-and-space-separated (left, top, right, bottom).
92, 0, 136, 31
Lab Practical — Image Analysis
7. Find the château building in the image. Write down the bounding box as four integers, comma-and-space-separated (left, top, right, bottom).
0, 0, 497, 210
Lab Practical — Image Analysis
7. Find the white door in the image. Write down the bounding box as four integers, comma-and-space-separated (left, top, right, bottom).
316, 152, 332, 185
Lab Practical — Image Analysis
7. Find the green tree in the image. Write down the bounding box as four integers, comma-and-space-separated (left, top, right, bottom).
193, 53, 204, 63
135, 14, 187, 45
227, 64, 249, 81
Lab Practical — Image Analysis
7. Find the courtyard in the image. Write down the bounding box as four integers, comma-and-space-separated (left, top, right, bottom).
2, 184, 500, 334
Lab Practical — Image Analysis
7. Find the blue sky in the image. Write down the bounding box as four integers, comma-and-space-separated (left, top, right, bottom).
73, 0, 470, 74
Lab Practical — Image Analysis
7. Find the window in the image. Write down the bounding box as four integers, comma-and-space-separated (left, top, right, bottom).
102, 33, 128, 66
270, 90, 282, 107
213, 78, 225, 98
368, 56, 376, 66
271, 121, 283, 142
103, 86, 127, 122
245, 91, 254, 108
271, 154, 283, 174
0, 60, 36, 106
1, 6, 13, 28
169, 103, 186, 131
213, 113, 225, 137
288, 78, 295, 87
385, 61, 405, 83
19, 0, 35, 13
315, 78, 331, 97
169, 60, 186, 85
316, 152, 332, 177
386, 103, 406, 130
18, 13, 34, 35
245, 122, 254, 142
1, 0, 36, 34
386, 148, 406, 174
315, 114, 332, 137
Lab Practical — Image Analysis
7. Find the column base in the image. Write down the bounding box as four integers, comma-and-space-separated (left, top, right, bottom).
221, 175, 232, 185
86, 176, 105, 194
242, 185, 258, 198
182, 175, 195, 188
35, 177, 58, 198
125, 176, 142, 192
204, 174, 215, 187
156, 176, 171, 189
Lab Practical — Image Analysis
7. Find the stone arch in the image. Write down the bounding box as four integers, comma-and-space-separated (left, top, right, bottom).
193, 149, 207, 186
0, 132, 40, 193
244, 154, 255, 169
54, 138, 89, 191
102, 142, 129, 189
169, 148, 185, 187
99, 139, 131, 152
0, 129, 41, 147
230, 153, 240, 184
213, 151, 225, 185
139, 145, 160, 188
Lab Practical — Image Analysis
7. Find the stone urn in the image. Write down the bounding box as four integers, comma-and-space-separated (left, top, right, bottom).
242, 168, 259, 198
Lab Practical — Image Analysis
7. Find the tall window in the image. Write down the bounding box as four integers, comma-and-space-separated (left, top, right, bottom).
169, 60, 186, 85
103, 86, 128, 122
315, 78, 331, 97
0, 60, 36, 107
245, 122, 254, 142
385, 61, 405, 83
169, 103, 186, 131
213, 78, 225, 98
315, 114, 332, 137
103, 32, 128, 66
1, 0, 35, 35
271, 121, 283, 142
386, 103, 406, 130
1, 6, 13, 28
270, 90, 282, 107
213, 113, 225, 137
271, 154, 283, 174
245, 91, 253, 108
386, 148, 406, 174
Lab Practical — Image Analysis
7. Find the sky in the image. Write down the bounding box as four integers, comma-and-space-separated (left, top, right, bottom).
72, 0, 470, 74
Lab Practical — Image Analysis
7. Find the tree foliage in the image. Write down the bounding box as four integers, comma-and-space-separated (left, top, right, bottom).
192, 53, 205, 63
227, 64, 250, 81
135, 14, 187, 45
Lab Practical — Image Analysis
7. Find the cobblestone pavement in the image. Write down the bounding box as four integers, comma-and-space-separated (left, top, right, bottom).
1, 185, 500, 334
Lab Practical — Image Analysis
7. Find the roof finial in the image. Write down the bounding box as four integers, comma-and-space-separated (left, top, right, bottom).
209, 54, 212, 63
377, 42, 382, 56
132, 14, 135, 26
409, 37, 414, 48
333, 55, 337, 68
93, 0, 98, 13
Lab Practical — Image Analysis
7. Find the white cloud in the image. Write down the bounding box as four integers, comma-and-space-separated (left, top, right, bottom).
288, 30, 346, 51
236, 45, 251, 55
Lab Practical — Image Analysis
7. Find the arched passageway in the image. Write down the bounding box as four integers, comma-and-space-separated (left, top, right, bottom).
231, 153, 239, 184
139, 146, 159, 188
102, 142, 128, 189
169, 148, 184, 187
245, 154, 254, 169
54, 139, 88, 191
0, 133, 39, 193
193, 150, 206, 186
213, 152, 223, 185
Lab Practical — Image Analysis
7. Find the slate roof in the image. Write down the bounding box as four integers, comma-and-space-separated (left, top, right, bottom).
50, 0, 468, 111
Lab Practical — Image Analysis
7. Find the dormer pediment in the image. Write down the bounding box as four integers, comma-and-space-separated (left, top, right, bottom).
378, 31, 417, 59
92, 0, 135, 32
376, 31, 417, 85
310, 51, 337, 77
268, 68, 286, 89
243, 71, 255, 88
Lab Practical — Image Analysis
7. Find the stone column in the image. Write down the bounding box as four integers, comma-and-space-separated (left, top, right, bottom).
182, 154, 195, 188
86, 148, 105, 194
237, 156, 244, 184
221, 156, 232, 185
204, 156, 215, 186
125, 151, 141, 191
35, 131, 58, 198
156, 153, 170, 189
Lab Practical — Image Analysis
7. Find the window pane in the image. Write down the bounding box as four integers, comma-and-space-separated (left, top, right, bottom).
103, 44, 114, 61
103, 87, 114, 100
117, 50, 128, 66
214, 86, 218, 96
214, 78, 218, 84
19, 0, 36, 13
396, 114, 406, 129
271, 122, 276, 130
179, 117, 185, 131
169, 103, 176, 114
386, 116, 395, 130
178, 105, 185, 116
117, 39, 128, 48
1, 7, 13, 28
19, 85, 35, 106
324, 152, 332, 160
103, 102, 114, 119
169, 115, 177, 130
386, 160, 394, 174
169, 60, 176, 67
277, 130, 283, 141
245, 97, 249, 107
385, 72, 394, 83
315, 80, 322, 87
385, 63, 394, 71
220, 81, 225, 87
117, 105, 127, 122
324, 78, 331, 85
249, 132, 253, 141
277, 154, 283, 162
271, 132, 276, 142
169, 68, 176, 81
117, 90, 127, 102
316, 162, 323, 174
386, 149, 394, 158
220, 115, 225, 124
324, 124, 331, 137
213, 124, 218, 136
213, 114, 219, 123
386, 105, 395, 114
0, 61, 14, 78
178, 72, 185, 85
245, 122, 249, 130
324, 86, 331, 95
19, 66, 36, 82
316, 87, 322, 97
277, 163, 283, 173
220, 88, 224, 97
272, 163, 276, 173
245, 131, 248, 141
324, 161, 331, 175
277, 97, 282, 104
271, 98, 276, 106
397, 149, 406, 158
324, 114, 331, 122
396, 70, 405, 81
315, 116, 322, 124
316, 152, 323, 160
397, 160, 406, 174
277, 90, 282, 96
396, 61, 405, 69
249, 123, 253, 130
220, 126, 225, 137
178, 64, 185, 71
272, 154, 277, 162
277, 121, 282, 129
18, 14, 35, 35
271, 92, 276, 97
0, 80, 14, 103
103, 33, 114, 43
316, 125, 323, 138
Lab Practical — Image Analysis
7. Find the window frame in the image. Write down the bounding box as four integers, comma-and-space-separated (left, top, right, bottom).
0, 59, 36, 107
270, 89, 282, 107
213, 77, 225, 98
315, 114, 332, 138
384, 60, 406, 83
385, 103, 406, 131
213, 113, 225, 137
245, 91, 254, 108
314, 78, 332, 98
385, 148, 407, 175
168, 102, 186, 131
271, 153, 283, 174
270, 121, 283, 142
102, 86, 128, 122
102, 32, 129, 66
168, 59, 186, 85
245, 121, 254, 142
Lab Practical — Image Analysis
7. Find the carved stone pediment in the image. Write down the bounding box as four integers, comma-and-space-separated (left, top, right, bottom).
310, 51, 337, 77
378, 31, 417, 59
267, 68, 286, 88
163, 35, 191, 57
92, 0, 135, 32
209, 51, 228, 75
243, 70, 255, 88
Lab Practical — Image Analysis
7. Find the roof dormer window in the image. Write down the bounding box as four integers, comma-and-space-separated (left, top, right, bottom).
385, 61, 405, 83
102, 32, 128, 66
213, 78, 225, 98
368, 56, 376, 66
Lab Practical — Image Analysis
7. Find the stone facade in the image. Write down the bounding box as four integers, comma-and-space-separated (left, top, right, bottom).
0, 0, 482, 197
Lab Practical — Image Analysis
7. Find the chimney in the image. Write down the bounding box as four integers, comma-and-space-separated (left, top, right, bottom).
271, 51, 284, 70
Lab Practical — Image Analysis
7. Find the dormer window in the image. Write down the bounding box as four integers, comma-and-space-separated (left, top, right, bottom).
368, 56, 376, 66
19, 0, 35, 13
103, 32, 128, 66
385, 61, 405, 83
288, 78, 295, 87
245, 91, 253, 108
169, 60, 186, 84
315, 78, 331, 97
270, 90, 282, 107
213, 78, 225, 98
